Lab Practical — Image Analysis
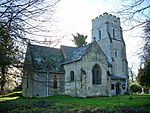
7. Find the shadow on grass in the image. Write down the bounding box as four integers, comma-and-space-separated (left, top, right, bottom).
0, 92, 150, 113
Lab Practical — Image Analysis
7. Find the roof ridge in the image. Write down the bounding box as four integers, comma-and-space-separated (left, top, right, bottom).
62, 43, 92, 65
61, 45, 76, 48
29, 43, 61, 50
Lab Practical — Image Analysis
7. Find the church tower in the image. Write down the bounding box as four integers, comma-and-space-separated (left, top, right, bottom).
92, 12, 128, 77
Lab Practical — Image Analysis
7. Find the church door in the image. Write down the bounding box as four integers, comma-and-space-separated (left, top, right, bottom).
116, 83, 121, 95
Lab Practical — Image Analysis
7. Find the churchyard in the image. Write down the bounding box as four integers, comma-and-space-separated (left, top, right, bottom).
0, 91, 150, 113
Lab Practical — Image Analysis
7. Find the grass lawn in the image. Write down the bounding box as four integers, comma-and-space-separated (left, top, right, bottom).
0, 91, 150, 113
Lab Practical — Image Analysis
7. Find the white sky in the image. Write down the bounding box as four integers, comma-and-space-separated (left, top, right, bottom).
55, 0, 122, 44
53, 0, 143, 75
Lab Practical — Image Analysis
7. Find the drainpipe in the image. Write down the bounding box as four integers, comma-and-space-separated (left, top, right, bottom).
47, 71, 49, 97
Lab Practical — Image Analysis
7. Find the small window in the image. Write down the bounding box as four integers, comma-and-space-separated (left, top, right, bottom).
107, 71, 111, 76
122, 84, 125, 89
113, 29, 115, 38
115, 51, 117, 58
53, 76, 57, 89
99, 30, 101, 39
70, 71, 74, 81
111, 84, 114, 90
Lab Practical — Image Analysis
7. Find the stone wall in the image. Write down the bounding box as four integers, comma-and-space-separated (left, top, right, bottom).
92, 12, 121, 42
110, 39, 128, 77
92, 12, 128, 80
22, 71, 34, 97
64, 42, 110, 97
23, 71, 65, 97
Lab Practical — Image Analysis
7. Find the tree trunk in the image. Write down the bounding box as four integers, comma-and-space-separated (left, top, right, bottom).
0, 66, 7, 95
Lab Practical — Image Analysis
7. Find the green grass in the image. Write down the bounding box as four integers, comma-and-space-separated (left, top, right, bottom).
0, 92, 150, 113
46, 94, 150, 107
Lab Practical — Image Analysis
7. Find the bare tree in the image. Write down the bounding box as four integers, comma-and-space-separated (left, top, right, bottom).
116, 0, 150, 90
0, 0, 60, 94
116, 0, 150, 64
128, 67, 136, 82
0, 0, 61, 44
116, 0, 150, 30
142, 19, 150, 64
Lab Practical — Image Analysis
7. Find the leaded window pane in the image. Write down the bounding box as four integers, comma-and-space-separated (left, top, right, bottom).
92, 64, 101, 85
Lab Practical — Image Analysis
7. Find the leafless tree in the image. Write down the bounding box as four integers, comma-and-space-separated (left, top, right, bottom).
0, 0, 61, 94
116, 0, 150, 30
128, 66, 136, 82
116, 0, 150, 66
0, 0, 61, 44
115, 1, 150, 90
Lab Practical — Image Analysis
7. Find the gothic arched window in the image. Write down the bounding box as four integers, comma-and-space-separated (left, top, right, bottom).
53, 75, 57, 89
70, 71, 74, 81
92, 64, 102, 85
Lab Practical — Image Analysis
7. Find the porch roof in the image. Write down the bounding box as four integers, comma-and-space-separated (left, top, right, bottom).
111, 75, 126, 80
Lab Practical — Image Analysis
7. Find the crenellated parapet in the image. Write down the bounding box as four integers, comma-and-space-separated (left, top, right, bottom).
92, 12, 120, 21
92, 12, 120, 26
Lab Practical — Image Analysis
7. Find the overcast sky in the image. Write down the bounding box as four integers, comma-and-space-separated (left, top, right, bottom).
53, 0, 143, 75
55, 0, 122, 43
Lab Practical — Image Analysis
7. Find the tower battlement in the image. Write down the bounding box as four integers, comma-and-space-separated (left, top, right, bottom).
92, 12, 120, 26
92, 12, 120, 21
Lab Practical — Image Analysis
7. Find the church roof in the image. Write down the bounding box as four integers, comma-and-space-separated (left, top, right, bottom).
27, 44, 65, 73
25, 41, 111, 73
61, 44, 91, 64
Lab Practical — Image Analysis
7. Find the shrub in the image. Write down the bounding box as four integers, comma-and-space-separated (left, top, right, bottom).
143, 87, 150, 94
130, 83, 142, 93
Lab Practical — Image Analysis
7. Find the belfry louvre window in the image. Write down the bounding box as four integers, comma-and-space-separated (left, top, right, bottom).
70, 71, 74, 81
99, 30, 101, 39
92, 64, 102, 85
113, 29, 115, 38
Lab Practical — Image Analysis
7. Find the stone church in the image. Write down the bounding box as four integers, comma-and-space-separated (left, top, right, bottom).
22, 12, 129, 97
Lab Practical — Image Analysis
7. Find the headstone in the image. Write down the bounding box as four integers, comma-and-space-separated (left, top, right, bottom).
141, 88, 144, 94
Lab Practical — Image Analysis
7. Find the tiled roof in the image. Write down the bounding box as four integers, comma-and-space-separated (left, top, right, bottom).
25, 41, 112, 73
61, 44, 91, 64
61, 46, 76, 58
28, 44, 65, 73
111, 75, 126, 80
